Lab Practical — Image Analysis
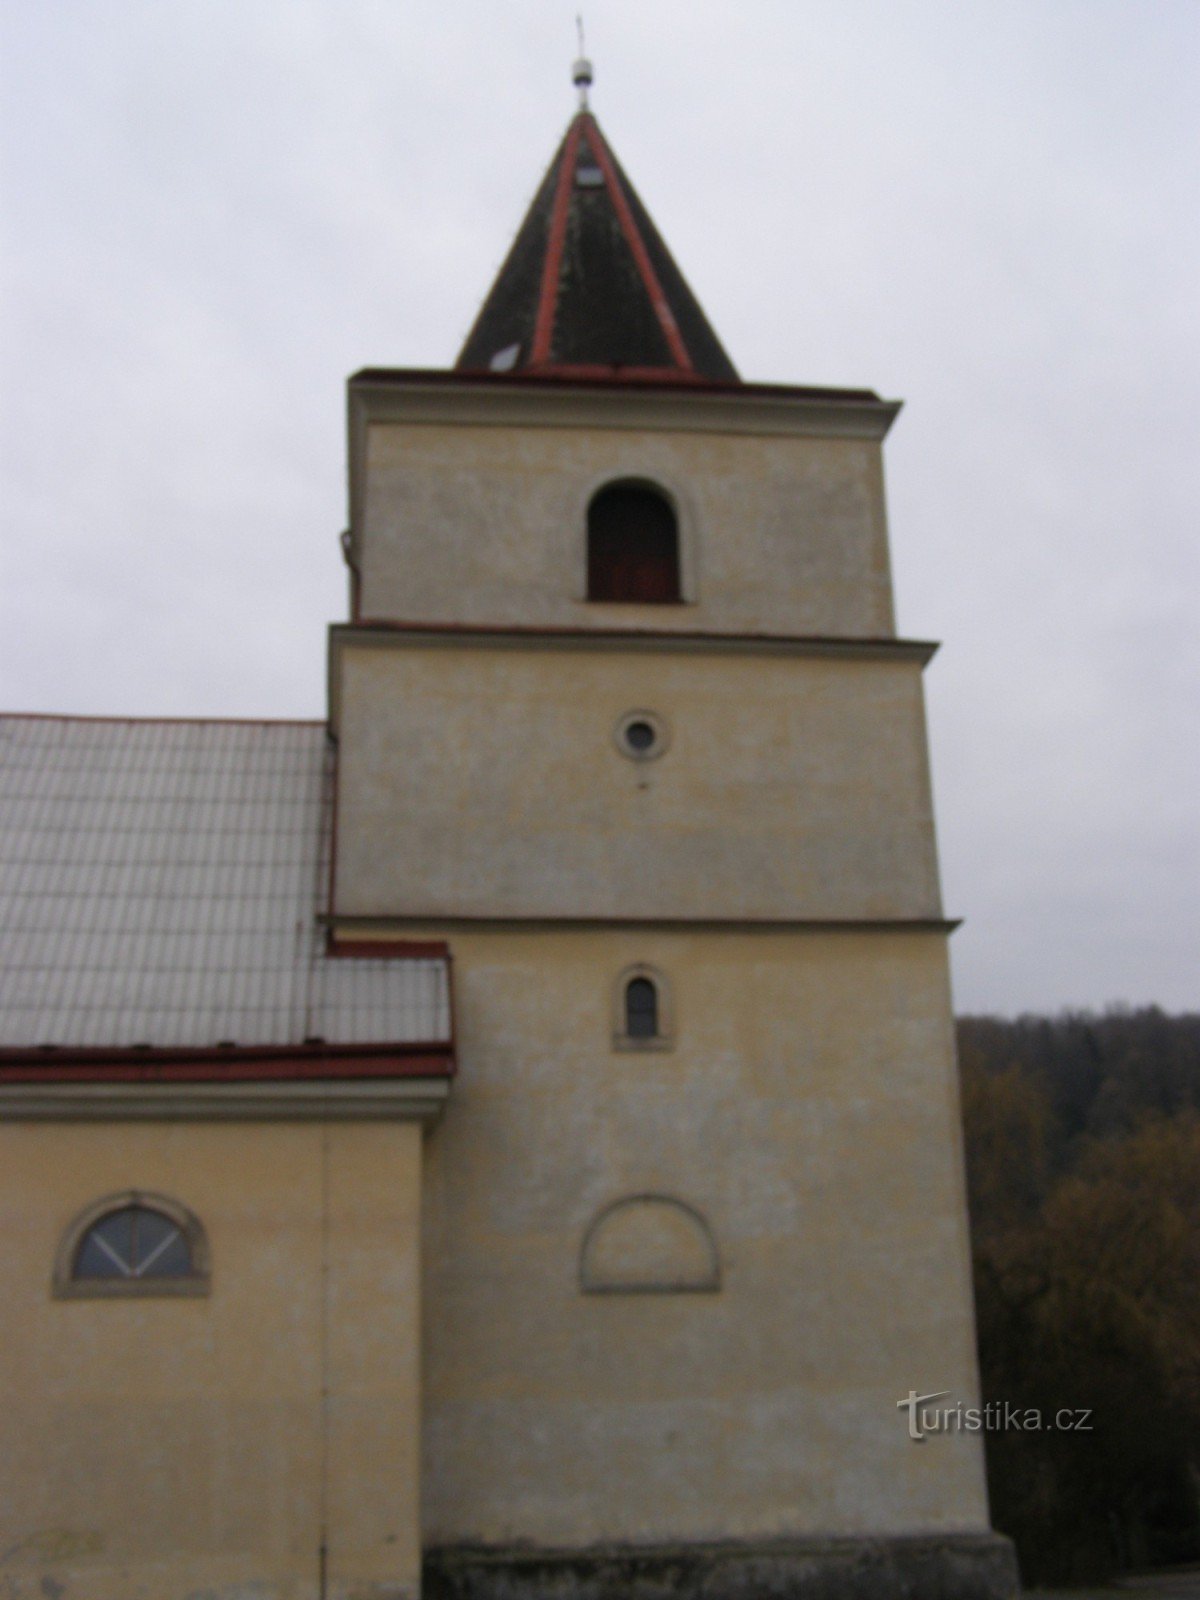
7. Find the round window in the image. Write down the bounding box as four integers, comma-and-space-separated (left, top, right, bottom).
614, 710, 669, 761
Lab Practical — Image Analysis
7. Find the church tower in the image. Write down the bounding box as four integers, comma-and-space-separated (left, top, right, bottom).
329, 72, 1016, 1600
0, 60, 1024, 1600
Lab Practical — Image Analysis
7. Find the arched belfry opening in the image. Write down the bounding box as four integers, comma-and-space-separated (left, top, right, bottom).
586, 481, 680, 603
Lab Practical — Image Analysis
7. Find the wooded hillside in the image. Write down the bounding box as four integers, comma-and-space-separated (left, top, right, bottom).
958, 1009, 1200, 1584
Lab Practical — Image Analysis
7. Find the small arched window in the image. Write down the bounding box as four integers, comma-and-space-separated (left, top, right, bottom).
54, 1191, 210, 1299
612, 964, 673, 1051
587, 482, 681, 603
625, 977, 659, 1039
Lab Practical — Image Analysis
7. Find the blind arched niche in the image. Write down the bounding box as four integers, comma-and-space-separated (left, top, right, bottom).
579, 1194, 720, 1294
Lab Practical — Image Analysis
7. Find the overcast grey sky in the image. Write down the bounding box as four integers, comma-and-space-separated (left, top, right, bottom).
2, 0, 1197, 1017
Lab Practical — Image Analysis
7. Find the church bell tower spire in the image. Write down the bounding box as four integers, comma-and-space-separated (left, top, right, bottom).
456, 68, 738, 383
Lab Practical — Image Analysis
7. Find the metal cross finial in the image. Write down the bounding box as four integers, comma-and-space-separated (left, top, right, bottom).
572, 16, 593, 110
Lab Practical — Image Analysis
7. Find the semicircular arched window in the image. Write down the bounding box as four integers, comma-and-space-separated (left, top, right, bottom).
54, 1191, 210, 1299
587, 482, 681, 603
625, 977, 659, 1039
612, 963, 674, 1051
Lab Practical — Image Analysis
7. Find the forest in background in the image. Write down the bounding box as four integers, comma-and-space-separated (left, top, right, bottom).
957, 1008, 1200, 1585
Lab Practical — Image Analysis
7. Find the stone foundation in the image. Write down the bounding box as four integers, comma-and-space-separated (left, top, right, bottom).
424, 1532, 1020, 1600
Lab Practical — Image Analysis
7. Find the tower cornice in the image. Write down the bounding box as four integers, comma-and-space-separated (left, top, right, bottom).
326, 621, 937, 739
349, 368, 899, 436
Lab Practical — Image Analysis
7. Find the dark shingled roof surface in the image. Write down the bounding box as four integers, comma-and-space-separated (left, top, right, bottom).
457, 112, 739, 383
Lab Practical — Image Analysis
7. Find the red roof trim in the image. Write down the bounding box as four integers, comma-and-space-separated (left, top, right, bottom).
0, 1041, 449, 1064
531, 117, 586, 365
327, 938, 451, 960
0, 1041, 454, 1083
521, 362, 709, 384
0, 1055, 452, 1085
581, 114, 694, 374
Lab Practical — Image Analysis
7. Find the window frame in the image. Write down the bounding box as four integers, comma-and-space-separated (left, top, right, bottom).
612, 963, 674, 1053
613, 708, 670, 763
578, 475, 698, 606
53, 1189, 211, 1300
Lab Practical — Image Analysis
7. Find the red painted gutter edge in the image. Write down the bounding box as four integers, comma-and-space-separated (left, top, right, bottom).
327, 938, 451, 959
521, 362, 709, 384
0, 1042, 454, 1084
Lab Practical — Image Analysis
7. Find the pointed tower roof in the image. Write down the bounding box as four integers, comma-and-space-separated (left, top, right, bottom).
456, 109, 739, 384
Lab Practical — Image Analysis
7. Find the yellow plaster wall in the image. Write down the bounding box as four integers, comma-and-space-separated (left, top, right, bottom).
414, 927, 991, 1548
0, 1119, 423, 1600
333, 643, 942, 923
359, 423, 896, 637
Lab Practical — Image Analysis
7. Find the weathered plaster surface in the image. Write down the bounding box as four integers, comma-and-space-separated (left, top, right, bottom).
0, 1120, 422, 1600
333, 644, 941, 922
411, 928, 989, 1548
358, 423, 895, 638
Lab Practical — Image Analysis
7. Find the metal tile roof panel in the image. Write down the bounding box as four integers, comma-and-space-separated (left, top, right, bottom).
0, 718, 451, 1049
